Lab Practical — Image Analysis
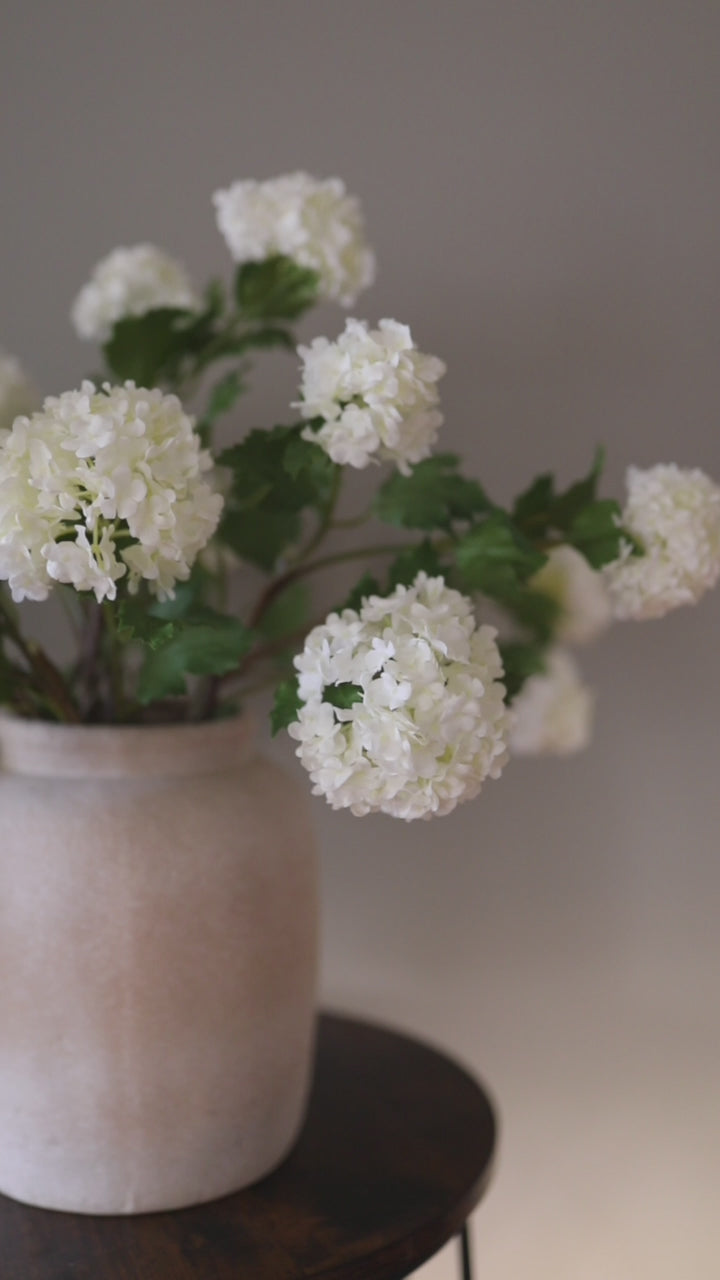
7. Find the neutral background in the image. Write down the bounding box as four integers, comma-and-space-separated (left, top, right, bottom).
2, 4, 719, 1276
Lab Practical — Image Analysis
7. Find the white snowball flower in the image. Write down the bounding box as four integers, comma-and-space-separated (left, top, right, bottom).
0, 382, 223, 604
296, 318, 446, 473
213, 172, 375, 306
71, 245, 199, 342
0, 352, 39, 432
604, 464, 720, 620
530, 544, 612, 644
288, 572, 510, 820
510, 649, 594, 756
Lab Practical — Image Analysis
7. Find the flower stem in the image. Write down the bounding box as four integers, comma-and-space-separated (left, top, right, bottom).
102, 602, 127, 721
0, 591, 81, 723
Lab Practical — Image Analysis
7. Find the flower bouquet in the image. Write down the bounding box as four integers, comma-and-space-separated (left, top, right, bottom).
0, 173, 718, 1215
3, 171, 718, 819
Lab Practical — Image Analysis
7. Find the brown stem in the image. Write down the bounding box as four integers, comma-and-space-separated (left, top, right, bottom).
0, 594, 82, 722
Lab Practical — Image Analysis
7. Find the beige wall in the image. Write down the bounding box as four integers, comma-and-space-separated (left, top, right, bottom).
3, 4, 720, 1275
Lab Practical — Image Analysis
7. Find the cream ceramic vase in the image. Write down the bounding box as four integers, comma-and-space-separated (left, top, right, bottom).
0, 715, 319, 1215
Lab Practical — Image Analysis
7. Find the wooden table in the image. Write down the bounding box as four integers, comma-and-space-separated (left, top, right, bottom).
0, 1013, 497, 1280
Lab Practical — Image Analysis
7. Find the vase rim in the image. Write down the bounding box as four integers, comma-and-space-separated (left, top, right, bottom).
0, 713, 257, 779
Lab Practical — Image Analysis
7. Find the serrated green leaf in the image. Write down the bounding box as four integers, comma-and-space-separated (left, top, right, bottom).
567, 498, 623, 568
270, 675, 302, 735
374, 454, 493, 531
454, 515, 547, 589
338, 572, 382, 613
550, 447, 605, 530
323, 682, 364, 710
116, 598, 177, 649
102, 307, 197, 385
512, 449, 607, 541
498, 641, 547, 701
203, 277, 226, 319
146, 582, 197, 622
235, 255, 320, 321
499, 585, 560, 643
220, 507, 302, 572
454, 516, 559, 640
136, 611, 253, 703
197, 369, 245, 443
387, 539, 445, 589
511, 473, 555, 534
218, 425, 336, 570
257, 582, 311, 641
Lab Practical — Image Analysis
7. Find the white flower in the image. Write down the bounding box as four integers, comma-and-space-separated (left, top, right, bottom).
604, 464, 720, 620
71, 245, 199, 342
0, 382, 223, 604
296, 318, 446, 473
212, 172, 375, 306
509, 649, 594, 756
0, 352, 39, 432
288, 572, 509, 820
530, 544, 612, 644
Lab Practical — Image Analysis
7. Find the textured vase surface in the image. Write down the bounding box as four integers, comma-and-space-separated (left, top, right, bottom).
0, 715, 318, 1214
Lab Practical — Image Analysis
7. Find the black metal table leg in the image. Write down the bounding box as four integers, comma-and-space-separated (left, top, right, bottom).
458, 1223, 473, 1280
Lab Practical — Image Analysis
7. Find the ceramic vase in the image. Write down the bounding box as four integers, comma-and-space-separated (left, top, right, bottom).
0, 714, 318, 1214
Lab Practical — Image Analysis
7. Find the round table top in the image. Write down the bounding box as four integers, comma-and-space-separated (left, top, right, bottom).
1, 1013, 497, 1280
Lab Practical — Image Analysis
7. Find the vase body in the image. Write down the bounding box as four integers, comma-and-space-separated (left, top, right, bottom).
0, 715, 318, 1215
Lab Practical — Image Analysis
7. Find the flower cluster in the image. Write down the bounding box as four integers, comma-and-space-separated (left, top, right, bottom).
0, 382, 222, 603
71, 245, 198, 343
530, 545, 611, 645
297, 318, 446, 472
213, 172, 375, 306
604, 464, 720, 620
289, 573, 509, 820
509, 649, 594, 756
0, 352, 39, 433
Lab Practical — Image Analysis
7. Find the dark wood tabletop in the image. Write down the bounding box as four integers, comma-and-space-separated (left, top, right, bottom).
0, 1012, 497, 1280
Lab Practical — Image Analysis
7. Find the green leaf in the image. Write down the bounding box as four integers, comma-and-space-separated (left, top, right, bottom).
218, 425, 337, 571
235, 255, 320, 321
498, 641, 547, 702
497, 585, 560, 643
102, 307, 197, 385
387, 539, 446, 589
282, 432, 336, 506
136, 610, 254, 703
219, 507, 302, 572
203, 277, 226, 319
454, 515, 547, 590
374, 454, 493, 531
567, 498, 624, 568
197, 369, 245, 443
454, 516, 559, 641
116, 598, 177, 649
146, 582, 197, 622
323, 682, 364, 710
551, 447, 605, 530
512, 449, 607, 541
257, 582, 311, 641
511, 473, 555, 535
338, 572, 382, 613
270, 675, 302, 735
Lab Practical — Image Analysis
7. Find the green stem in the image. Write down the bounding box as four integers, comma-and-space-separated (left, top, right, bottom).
331, 504, 373, 531
289, 465, 343, 567
0, 591, 81, 723
102, 602, 127, 721
248, 539, 425, 633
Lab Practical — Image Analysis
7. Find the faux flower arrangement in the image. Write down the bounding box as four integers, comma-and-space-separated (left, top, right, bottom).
2, 173, 719, 820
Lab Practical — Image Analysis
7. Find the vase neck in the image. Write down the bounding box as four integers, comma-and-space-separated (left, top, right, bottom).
0, 715, 256, 779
